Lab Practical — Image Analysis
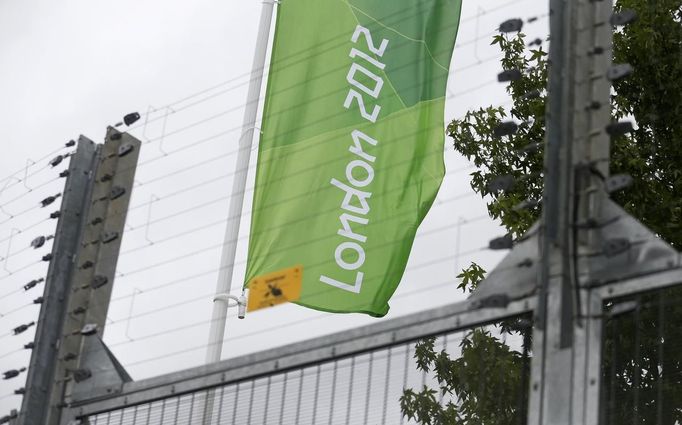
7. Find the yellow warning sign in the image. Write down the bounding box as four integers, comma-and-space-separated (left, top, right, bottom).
247, 265, 303, 312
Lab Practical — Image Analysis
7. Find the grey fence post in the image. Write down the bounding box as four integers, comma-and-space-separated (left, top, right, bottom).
54, 128, 141, 425
19, 128, 141, 425
18, 137, 99, 425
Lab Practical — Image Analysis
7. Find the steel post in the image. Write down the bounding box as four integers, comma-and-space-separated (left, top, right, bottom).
18, 138, 99, 425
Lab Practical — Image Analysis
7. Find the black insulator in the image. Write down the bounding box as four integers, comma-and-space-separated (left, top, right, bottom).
520, 89, 542, 100
606, 121, 634, 137
13, 322, 35, 335
493, 121, 519, 137
0, 411, 17, 424
517, 258, 534, 268
488, 175, 516, 194
118, 143, 134, 157
91, 275, 109, 289
101, 231, 119, 244
2, 371, 18, 380
610, 9, 637, 26
80, 323, 98, 336
123, 112, 141, 126
605, 174, 633, 193
110, 186, 126, 200
489, 234, 514, 250
24, 278, 44, 291
40, 193, 61, 207
73, 368, 92, 382
499, 18, 523, 33
30, 236, 46, 249
498, 68, 522, 82
607, 64, 634, 81
2, 368, 26, 380
49, 155, 64, 167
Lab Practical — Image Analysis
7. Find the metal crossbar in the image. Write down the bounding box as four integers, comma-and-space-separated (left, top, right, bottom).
65, 296, 534, 423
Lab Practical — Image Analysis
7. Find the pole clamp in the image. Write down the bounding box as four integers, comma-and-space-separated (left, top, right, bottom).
213, 293, 247, 319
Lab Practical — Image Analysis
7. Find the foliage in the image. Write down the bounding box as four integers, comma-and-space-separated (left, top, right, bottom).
455, 262, 486, 293
401, 1, 682, 423
400, 28, 545, 425
603, 5, 682, 423
601, 288, 682, 424
401, 328, 530, 425
610, 0, 682, 249
448, 33, 547, 239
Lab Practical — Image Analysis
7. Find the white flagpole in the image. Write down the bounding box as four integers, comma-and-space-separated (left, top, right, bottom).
205, 0, 276, 366
202, 2, 276, 422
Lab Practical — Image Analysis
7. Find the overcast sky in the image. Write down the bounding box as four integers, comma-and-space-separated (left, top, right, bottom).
0, 0, 548, 414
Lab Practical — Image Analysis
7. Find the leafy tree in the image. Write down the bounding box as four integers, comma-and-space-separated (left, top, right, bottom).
401, 1, 682, 423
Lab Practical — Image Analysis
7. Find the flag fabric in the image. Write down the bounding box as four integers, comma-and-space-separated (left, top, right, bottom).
245, 0, 463, 317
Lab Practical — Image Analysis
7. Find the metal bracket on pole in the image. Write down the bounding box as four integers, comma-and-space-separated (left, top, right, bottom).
68, 336, 132, 402
56, 128, 141, 425
213, 293, 247, 319
17, 128, 141, 425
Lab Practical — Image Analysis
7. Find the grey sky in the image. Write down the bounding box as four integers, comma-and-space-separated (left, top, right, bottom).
0, 0, 548, 414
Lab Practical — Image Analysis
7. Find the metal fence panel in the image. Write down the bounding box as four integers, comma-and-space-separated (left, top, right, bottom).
600, 285, 682, 425
85, 319, 531, 425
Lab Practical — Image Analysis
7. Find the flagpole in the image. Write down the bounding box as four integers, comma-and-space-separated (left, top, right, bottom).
205, 0, 276, 366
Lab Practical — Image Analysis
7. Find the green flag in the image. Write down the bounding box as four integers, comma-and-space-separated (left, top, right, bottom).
245, 0, 463, 317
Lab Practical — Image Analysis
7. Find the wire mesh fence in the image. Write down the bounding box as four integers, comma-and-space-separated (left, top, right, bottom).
85, 316, 532, 425
600, 284, 682, 425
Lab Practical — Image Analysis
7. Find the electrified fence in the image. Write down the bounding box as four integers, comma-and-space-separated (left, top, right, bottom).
62, 278, 682, 425
4, 0, 682, 423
